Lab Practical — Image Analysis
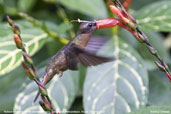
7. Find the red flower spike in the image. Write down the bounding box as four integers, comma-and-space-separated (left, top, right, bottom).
39, 86, 48, 97
14, 24, 20, 32
28, 68, 36, 78
13, 34, 23, 49
22, 62, 29, 71
109, 5, 136, 29
116, 21, 139, 40
122, 0, 132, 10
23, 52, 33, 65
22, 62, 34, 80
41, 98, 51, 112
94, 18, 139, 39
94, 18, 120, 29
39, 101, 47, 111
6, 16, 13, 26
122, 10, 136, 24
41, 96, 53, 110
14, 24, 21, 35
109, 5, 125, 20
154, 61, 165, 72
166, 72, 171, 82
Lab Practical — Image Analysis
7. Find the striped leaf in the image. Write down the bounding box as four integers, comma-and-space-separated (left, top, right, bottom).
0, 20, 48, 76
83, 35, 148, 114
14, 69, 79, 114
135, 1, 171, 31
0, 66, 27, 112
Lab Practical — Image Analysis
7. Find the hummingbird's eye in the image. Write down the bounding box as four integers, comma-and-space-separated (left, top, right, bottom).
88, 23, 93, 27
79, 22, 96, 34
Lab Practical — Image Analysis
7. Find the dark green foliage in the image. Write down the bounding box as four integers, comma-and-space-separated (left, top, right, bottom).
0, 0, 171, 114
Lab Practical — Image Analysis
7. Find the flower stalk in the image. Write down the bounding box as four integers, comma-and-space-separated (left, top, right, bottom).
7, 16, 58, 114
95, 0, 171, 83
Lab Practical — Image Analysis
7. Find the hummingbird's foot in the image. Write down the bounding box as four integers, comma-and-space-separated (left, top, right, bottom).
59, 71, 63, 77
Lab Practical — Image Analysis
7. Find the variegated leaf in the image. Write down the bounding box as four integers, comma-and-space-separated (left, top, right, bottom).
14, 69, 79, 114
135, 1, 171, 31
0, 20, 48, 76
83, 35, 148, 114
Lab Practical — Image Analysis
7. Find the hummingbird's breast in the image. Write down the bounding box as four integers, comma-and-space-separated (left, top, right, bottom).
45, 50, 67, 76
73, 34, 92, 49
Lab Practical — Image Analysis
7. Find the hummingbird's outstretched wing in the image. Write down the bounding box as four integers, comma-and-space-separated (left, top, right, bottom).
85, 36, 108, 54
65, 37, 114, 70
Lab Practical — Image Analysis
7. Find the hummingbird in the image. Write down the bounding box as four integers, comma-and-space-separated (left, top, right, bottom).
34, 21, 114, 102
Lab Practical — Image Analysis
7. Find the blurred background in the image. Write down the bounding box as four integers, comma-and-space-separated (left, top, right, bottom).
0, 0, 171, 114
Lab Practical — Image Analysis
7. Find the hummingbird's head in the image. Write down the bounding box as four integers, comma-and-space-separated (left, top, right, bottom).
78, 22, 96, 34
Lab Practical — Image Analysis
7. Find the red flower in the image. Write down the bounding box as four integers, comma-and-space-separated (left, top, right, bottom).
13, 34, 23, 49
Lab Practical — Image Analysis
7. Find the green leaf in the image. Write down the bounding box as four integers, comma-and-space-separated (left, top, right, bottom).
56, 23, 73, 38
0, 66, 27, 112
77, 65, 87, 96
54, 0, 107, 18
0, 20, 48, 76
18, 0, 36, 12
129, 106, 171, 114
119, 28, 139, 48
83, 35, 148, 114
135, 0, 171, 31
131, 0, 161, 10
148, 71, 171, 105
13, 69, 79, 114
3, 0, 18, 15
0, 2, 5, 21
69, 97, 84, 112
